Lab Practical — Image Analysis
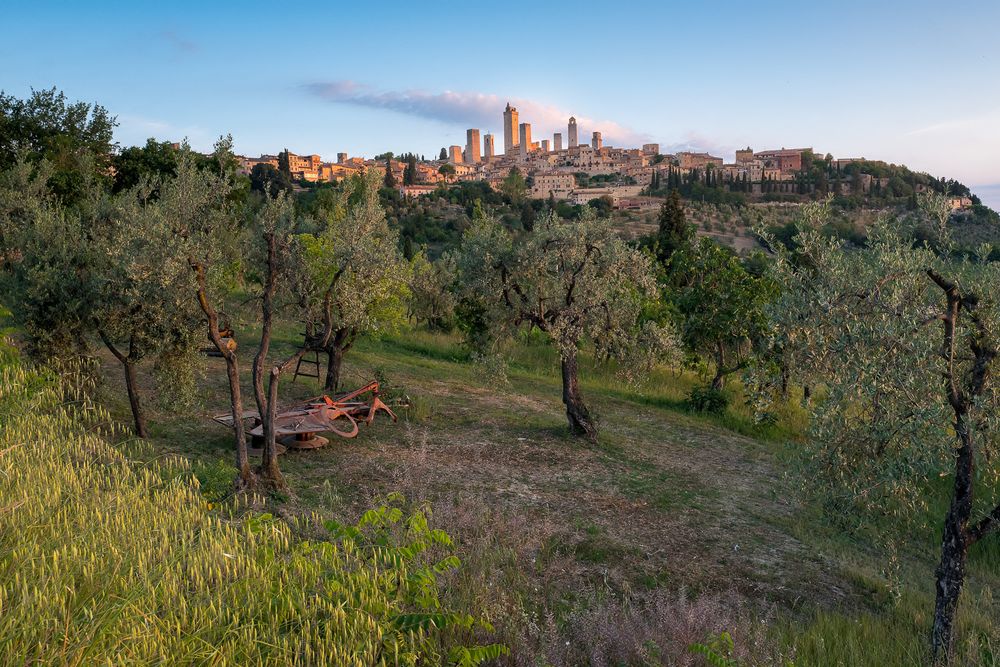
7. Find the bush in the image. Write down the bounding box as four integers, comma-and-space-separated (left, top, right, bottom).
686, 385, 730, 414
0, 347, 505, 665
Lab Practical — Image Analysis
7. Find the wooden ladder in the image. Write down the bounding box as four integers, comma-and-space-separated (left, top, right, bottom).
292, 322, 322, 383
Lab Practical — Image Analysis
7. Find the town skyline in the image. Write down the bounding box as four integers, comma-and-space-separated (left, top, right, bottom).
3, 0, 999, 208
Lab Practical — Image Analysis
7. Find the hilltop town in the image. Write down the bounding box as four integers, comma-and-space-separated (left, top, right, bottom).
237, 102, 977, 213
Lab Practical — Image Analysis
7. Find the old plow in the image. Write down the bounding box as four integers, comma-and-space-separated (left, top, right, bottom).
212, 381, 396, 453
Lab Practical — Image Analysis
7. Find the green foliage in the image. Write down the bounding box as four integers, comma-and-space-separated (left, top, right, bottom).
685, 384, 730, 414
0, 86, 117, 203
671, 239, 777, 387
500, 166, 527, 204
690, 631, 739, 666
655, 189, 693, 265
112, 138, 179, 193
457, 209, 673, 369
408, 249, 457, 330
249, 161, 292, 196
0, 350, 505, 665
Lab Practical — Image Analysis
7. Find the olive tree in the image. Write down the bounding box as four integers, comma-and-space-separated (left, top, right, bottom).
672, 239, 776, 391
0, 159, 93, 361
1, 159, 202, 440
90, 182, 203, 438
160, 156, 255, 488
408, 249, 457, 331
294, 170, 409, 392
457, 209, 673, 439
765, 207, 1000, 662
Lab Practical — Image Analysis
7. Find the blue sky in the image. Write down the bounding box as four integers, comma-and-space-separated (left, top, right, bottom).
3, 0, 999, 207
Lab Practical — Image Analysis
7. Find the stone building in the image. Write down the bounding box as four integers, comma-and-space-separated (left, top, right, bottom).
592, 132, 602, 150
568, 117, 578, 148
677, 151, 724, 170
553, 132, 563, 151
466, 129, 481, 163
503, 103, 519, 155
483, 133, 495, 161
519, 123, 532, 159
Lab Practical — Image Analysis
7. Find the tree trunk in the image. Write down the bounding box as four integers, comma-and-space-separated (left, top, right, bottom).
121, 357, 148, 439
257, 366, 286, 489
561, 350, 597, 440
711, 341, 726, 391
191, 260, 254, 491
931, 414, 975, 664
324, 345, 344, 392
224, 355, 253, 489
97, 329, 147, 439
323, 328, 354, 392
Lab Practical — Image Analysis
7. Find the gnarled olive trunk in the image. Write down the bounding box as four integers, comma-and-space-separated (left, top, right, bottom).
258, 366, 285, 488
192, 261, 254, 490
711, 341, 727, 391
323, 328, 355, 392
223, 354, 253, 489
560, 350, 597, 440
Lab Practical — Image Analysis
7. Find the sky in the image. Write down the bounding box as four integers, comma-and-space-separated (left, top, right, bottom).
3, 0, 999, 209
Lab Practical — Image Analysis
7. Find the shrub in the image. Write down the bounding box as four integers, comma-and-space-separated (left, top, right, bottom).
686, 385, 730, 414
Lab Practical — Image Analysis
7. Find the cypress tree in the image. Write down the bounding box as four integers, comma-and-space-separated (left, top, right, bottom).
384, 156, 397, 189
655, 189, 692, 266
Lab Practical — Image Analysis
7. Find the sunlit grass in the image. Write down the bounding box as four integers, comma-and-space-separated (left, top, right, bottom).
0, 345, 501, 665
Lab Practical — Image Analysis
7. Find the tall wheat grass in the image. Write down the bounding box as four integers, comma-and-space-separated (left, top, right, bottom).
0, 344, 503, 666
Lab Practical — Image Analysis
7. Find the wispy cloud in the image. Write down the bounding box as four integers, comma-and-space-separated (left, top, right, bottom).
303, 80, 651, 147
159, 30, 199, 54
906, 108, 1000, 136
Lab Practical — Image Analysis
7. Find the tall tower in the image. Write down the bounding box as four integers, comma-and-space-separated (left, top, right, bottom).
483, 133, 495, 161
503, 103, 519, 155
466, 128, 481, 163
448, 145, 463, 164
591, 131, 602, 150
553, 133, 563, 151
541, 139, 551, 152
568, 117, 578, 149
519, 123, 532, 159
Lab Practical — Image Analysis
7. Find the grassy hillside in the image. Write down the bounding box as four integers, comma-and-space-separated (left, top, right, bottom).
84, 313, 1000, 665
0, 340, 504, 665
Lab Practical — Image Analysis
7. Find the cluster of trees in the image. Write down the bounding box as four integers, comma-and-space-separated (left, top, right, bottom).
4, 88, 998, 661
756, 195, 1000, 662
1, 89, 410, 492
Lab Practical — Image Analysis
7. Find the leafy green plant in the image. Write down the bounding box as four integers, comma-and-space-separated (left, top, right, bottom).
686, 384, 730, 414
690, 631, 738, 666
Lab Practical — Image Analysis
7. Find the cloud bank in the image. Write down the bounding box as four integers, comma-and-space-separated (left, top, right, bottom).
303, 81, 651, 148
